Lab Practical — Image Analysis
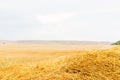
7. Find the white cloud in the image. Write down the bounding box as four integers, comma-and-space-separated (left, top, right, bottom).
36, 12, 78, 24
0, 0, 120, 41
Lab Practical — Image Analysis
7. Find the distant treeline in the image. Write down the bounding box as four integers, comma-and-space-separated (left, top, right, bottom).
112, 41, 120, 45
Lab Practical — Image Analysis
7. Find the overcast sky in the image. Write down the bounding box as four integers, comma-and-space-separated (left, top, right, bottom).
0, 0, 120, 42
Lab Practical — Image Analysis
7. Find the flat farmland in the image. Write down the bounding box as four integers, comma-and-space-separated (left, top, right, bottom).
0, 42, 119, 80
0, 43, 111, 65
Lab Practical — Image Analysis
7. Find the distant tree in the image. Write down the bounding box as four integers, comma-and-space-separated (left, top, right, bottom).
2, 42, 5, 44
112, 40, 120, 45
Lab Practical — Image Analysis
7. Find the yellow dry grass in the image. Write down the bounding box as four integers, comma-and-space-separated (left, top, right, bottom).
0, 43, 119, 80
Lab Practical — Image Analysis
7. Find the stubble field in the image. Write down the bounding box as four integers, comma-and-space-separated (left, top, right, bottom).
0, 42, 119, 80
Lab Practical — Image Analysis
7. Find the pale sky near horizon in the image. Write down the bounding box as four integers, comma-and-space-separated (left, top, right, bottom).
0, 0, 120, 42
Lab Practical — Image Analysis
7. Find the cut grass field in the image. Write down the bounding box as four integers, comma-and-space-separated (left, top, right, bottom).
0, 43, 119, 80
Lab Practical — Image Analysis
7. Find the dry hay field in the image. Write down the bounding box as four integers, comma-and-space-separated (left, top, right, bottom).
0, 42, 120, 80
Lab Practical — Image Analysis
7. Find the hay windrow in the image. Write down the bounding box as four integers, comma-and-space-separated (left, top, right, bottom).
0, 46, 120, 80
